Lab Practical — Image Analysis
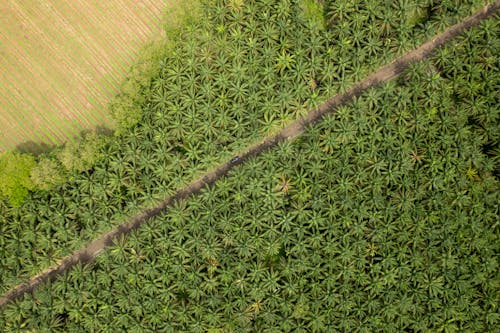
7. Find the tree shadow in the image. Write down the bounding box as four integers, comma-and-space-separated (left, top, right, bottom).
94, 125, 114, 136
15, 125, 114, 156
15, 141, 57, 156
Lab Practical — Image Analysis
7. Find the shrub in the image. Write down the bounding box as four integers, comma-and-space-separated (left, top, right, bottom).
0, 151, 36, 206
30, 158, 66, 191
58, 131, 107, 173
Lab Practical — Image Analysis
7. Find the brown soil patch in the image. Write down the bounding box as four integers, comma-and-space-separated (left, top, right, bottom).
0, 0, 498, 309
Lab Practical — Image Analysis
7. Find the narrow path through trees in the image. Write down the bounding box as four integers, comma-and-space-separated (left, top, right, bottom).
1, 0, 498, 309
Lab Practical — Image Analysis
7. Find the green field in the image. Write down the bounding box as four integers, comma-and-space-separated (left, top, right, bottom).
0, 0, 499, 331
0, 0, 172, 153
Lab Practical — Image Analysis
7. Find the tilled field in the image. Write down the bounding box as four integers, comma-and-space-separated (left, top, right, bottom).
0, 0, 171, 152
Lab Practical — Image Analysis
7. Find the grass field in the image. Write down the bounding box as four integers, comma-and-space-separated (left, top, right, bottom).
0, 0, 172, 153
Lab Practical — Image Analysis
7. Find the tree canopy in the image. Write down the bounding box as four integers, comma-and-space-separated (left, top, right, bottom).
0, 152, 36, 207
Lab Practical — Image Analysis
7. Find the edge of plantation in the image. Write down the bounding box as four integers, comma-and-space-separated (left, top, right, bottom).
1, 0, 498, 309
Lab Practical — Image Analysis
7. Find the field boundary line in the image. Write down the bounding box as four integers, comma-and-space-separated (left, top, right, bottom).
1, 0, 498, 309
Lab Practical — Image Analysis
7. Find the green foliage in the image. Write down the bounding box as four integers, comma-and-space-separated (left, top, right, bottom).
58, 132, 107, 173
110, 0, 202, 135
406, 4, 431, 27
108, 86, 144, 134
300, 0, 326, 29
0, 152, 36, 207
0, 130, 107, 207
109, 42, 165, 135
162, 0, 202, 37
1, 15, 499, 332
30, 158, 66, 191
0, 0, 496, 303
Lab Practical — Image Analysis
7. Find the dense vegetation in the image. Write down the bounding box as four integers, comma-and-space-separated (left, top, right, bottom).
1, 13, 498, 332
0, 0, 493, 296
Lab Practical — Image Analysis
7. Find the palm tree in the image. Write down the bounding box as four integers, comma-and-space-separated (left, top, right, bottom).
327, 0, 355, 25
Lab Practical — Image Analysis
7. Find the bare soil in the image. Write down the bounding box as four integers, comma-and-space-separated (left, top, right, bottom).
1, 0, 498, 309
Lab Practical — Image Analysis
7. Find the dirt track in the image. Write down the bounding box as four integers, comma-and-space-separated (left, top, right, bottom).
1, 0, 499, 309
